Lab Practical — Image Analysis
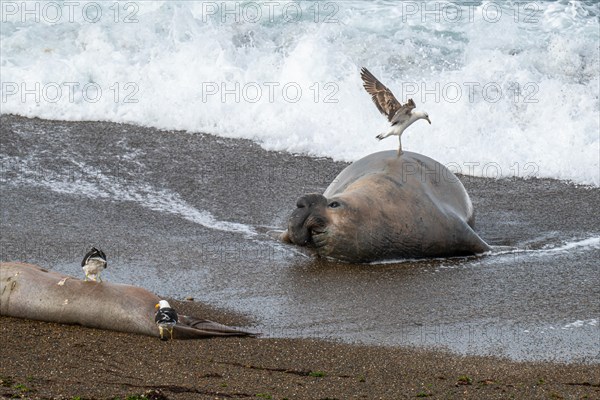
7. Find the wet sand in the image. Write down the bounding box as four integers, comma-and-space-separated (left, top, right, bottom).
1, 114, 599, 397
1, 314, 598, 400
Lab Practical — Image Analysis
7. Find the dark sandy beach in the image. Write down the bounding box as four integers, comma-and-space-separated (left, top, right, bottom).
1, 114, 599, 398
1, 312, 599, 400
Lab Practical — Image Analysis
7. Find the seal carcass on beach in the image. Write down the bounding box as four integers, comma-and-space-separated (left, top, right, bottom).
0, 262, 255, 339
283, 150, 490, 262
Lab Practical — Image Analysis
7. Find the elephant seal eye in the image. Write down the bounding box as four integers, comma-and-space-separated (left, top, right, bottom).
328, 201, 340, 208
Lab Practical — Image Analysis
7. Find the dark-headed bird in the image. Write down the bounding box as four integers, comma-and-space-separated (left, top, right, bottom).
154, 300, 178, 341
81, 247, 107, 282
360, 67, 431, 154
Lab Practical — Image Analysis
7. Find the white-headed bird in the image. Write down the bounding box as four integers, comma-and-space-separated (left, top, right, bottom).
361, 67, 431, 155
81, 247, 107, 282
154, 300, 178, 341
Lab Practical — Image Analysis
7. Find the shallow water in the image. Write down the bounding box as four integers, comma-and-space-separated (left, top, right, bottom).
1, 115, 598, 363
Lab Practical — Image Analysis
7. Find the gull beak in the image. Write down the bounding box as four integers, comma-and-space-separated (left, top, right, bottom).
155, 303, 160, 309
426, 117, 431, 125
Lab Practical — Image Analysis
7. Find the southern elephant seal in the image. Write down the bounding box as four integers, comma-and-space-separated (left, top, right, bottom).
283, 150, 490, 262
0, 262, 255, 339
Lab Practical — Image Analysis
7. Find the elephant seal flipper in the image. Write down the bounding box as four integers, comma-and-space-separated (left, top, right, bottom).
175, 315, 257, 339
458, 218, 492, 255
432, 210, 491, 257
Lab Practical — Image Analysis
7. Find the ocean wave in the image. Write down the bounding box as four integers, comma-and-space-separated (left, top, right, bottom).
1, 0, 598, 185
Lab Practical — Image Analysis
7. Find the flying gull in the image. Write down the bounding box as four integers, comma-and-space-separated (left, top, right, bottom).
81, 247, 107, 282
360, 67, 431, 154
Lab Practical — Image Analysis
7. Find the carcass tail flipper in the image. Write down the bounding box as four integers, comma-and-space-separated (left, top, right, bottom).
173, 315, 259, 339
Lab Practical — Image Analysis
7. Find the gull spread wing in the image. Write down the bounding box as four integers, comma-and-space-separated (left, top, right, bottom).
360, 67, 416, 124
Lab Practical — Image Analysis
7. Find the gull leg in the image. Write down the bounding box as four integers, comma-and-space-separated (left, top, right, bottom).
159, 326, 165, 341
97, 272, 102, 283
84, 273, 89, 282
397, 137, 404, 156
169, 327, 174, 340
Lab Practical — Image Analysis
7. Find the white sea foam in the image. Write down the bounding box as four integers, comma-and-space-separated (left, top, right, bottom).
562, 319, 598, 329
2, 156, 256, 236
492, 236, 600, 258
540, 236, 600, 252
1, 1, 598, 185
